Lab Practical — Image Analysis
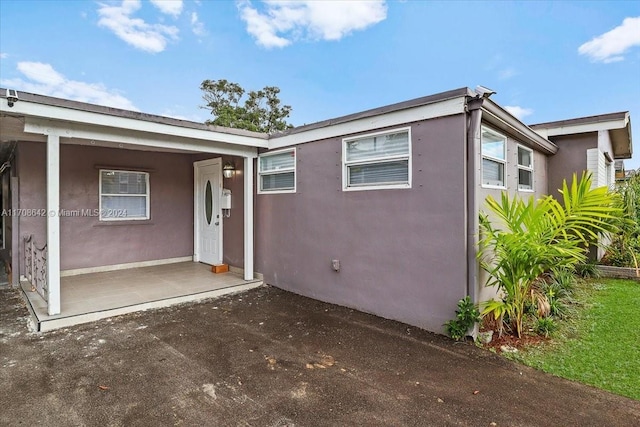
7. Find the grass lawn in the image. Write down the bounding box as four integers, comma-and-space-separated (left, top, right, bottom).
507, 278, 640, 400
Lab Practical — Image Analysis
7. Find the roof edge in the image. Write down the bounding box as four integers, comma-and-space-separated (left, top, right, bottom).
530, 111, 629, 129
270, 87, 474, 138
481, 99, 558, 155
0, 88, 269, 140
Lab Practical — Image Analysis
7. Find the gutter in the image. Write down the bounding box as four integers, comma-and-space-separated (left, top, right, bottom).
465, 96, 484, 305
482, 99, 558, 155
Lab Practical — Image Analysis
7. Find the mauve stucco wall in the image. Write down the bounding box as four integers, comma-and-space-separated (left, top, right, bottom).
547, 132, 597, 198
18, 142, 194, 272
255, 115, 468, 333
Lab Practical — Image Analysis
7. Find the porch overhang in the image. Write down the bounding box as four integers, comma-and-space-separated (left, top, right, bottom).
2, 89, 264, 317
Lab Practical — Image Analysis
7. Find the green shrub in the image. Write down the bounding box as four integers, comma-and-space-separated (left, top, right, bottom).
478, 173, 620, 338
575, 261, 601, 279
535, 317, 557, 337
445, 296, 480, 340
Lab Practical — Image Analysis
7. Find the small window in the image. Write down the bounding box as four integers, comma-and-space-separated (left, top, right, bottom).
517, 146, 534, 191
343, 128, 411, 190
258, 148, 296, 193
99, 170, 149, 220
481, 127, 506, 188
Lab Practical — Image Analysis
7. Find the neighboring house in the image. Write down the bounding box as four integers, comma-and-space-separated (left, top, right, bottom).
0, 87, 632, 333
614, 160, 626, 181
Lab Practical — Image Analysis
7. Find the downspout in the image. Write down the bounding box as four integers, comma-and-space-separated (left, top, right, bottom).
465, 96, 484, 306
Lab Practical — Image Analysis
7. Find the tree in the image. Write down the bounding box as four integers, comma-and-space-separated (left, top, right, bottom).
200, 79, 293, 133
478, 173, 621, 338
603, 171, 640, 273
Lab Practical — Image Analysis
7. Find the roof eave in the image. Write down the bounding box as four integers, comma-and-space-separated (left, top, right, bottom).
480, 99, 558, 155
530, 111, 632, 159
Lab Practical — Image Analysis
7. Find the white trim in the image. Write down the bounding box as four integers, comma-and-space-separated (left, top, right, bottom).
23, 118, 260, 158
481, 126, 507, 189
244, 156, 255, 281
342, 127, 412, 191
36, 281, 263, 331
98, 169, 150, 221
229, 265, 264, 281
46, 134, 61, 316
193, 158, 223, 265
516, 144, 534, 192
4, 98, 268, 148
534, 116, 630, 137
269, 97, 466, 149
61, 256, 193, 277
257, 147, 296, 194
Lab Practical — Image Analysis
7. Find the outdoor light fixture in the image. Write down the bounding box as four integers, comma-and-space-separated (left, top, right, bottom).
6, 89, 18, 107
223, 162, 235, 179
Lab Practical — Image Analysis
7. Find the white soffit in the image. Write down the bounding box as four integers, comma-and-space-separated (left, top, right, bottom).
24, 118, 258, 157
268, 97, 466, 149
1, 97, 268, 149
537, 115, 629, 137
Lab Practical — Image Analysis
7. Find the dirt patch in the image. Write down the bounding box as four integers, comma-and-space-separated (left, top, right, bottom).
1, 286, 638, 426
482, 332, 548, 353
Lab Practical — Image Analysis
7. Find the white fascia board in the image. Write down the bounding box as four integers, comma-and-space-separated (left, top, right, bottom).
24, 118, 258, 158
540, 116, 629, 137
2, 98, 268, 148
268, 97, 466, 149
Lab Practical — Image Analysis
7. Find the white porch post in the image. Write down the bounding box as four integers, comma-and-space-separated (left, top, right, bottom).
47, 134, 61, 315
243, 156, 254, 281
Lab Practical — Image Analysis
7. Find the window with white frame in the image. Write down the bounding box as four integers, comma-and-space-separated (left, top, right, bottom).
99, 170, 149, 220
258, 148, 296, 193
343, 128, 411, 190
481, 127, 506, 188
517, 146, 534, 191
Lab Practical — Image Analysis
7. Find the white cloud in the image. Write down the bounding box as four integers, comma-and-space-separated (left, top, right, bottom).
0, 52, 8, 59
239, 0, 388, 48
504, 105, 533, 120
191, 12, 207, 37
578, 16, 640, 63
499, 67, 517, 80
1, 61, 138, 110
97, 0, 179, 53
150, 0, 183, 17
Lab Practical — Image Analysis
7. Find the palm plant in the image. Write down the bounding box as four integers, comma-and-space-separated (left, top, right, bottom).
478, 172, 621, 338
604, 172, 640, 275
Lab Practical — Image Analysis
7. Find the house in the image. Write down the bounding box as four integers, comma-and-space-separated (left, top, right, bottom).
0, 87, 632, 332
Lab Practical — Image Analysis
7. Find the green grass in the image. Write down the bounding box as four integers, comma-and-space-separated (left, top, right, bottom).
508, 278, 640, 400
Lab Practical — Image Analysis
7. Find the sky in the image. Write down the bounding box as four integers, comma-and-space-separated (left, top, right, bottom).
1, 0, 639, 168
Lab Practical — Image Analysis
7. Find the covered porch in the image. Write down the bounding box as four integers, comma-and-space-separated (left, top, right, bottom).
1, 89, 268, 329
21, 261, 262, 331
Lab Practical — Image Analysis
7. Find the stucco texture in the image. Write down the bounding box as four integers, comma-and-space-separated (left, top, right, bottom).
547, 132, 597, 198
255, 115, 468, 333
18, 142, 194, 271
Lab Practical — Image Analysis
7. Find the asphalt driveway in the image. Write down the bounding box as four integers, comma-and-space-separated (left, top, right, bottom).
1, 286, 638, 426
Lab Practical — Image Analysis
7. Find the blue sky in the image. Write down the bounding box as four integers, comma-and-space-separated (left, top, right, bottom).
1, 0, 639, 168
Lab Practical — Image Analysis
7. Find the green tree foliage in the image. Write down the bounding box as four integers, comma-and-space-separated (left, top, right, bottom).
478, 173, 621, 338
603, 171, 640, 272
200, 79, 293, 133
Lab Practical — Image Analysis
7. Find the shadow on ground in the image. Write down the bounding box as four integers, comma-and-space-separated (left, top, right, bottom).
1, 286, 638, 426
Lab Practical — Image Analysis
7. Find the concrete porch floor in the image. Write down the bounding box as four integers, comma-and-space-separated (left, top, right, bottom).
20, 261, 262, 331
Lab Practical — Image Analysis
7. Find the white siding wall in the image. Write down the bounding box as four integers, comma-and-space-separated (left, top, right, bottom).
586, 148, 608, 189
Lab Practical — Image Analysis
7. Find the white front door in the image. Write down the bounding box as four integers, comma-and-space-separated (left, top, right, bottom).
195, 159, 222, 265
